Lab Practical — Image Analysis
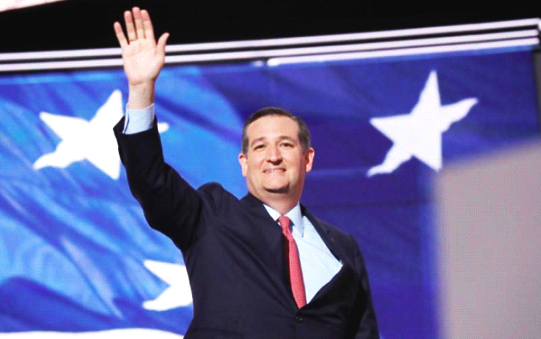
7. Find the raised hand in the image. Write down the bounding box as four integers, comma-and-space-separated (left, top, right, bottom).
114, 7, 169, 108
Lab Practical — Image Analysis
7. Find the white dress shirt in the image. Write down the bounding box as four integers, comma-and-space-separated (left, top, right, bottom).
263, 204, 342, 303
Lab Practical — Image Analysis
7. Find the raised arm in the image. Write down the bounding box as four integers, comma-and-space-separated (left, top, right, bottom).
113, 7, 169, 109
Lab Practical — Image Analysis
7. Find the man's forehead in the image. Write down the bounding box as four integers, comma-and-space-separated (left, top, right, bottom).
246, 115, 300, 138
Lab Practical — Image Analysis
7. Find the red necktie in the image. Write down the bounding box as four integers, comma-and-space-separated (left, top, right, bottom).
278, 215, 307, 308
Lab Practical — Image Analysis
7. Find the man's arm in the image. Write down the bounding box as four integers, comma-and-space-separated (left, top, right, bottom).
113, 9, 203, 252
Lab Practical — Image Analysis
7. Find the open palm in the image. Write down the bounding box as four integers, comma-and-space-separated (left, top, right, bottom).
114, 8, 169, 86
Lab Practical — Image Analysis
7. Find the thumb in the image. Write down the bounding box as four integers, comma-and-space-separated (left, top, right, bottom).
157, 32, 170, 55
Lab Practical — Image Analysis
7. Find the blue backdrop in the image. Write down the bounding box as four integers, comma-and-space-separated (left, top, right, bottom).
0, 46, 539, 338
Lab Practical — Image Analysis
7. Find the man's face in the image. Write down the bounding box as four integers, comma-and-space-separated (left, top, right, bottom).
238, 115, 314, 204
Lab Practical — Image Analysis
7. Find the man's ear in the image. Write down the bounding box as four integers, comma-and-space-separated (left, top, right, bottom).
305, 147, 315, 173
238, 152, 248, 177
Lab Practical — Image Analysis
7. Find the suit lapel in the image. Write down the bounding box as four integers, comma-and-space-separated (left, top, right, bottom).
301, 205, 348, 264
301, 205, 355, 305
240, 194, 284, 256
240, 194, 290, 290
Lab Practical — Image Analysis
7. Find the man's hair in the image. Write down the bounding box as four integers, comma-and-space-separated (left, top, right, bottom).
241, 107, 311, 154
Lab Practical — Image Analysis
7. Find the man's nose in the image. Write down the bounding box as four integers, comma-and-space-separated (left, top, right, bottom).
267, 145, 282, 163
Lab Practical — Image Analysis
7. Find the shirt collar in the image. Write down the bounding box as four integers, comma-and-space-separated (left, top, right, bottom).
263, 203, 304, 236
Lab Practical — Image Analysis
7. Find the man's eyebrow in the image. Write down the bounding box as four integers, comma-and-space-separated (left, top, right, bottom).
250, 136, 296, 146
250, 137, 267, 146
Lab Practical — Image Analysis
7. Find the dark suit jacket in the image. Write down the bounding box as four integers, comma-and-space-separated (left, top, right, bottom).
114, 118, 379, 339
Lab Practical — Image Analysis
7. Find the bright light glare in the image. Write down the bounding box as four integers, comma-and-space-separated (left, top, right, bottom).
0, 0, 66, 12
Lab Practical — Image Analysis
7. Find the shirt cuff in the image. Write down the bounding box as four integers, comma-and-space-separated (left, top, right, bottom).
123, 103, 155, 134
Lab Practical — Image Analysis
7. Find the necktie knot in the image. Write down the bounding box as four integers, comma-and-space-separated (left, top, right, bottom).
278, 215, 291, 233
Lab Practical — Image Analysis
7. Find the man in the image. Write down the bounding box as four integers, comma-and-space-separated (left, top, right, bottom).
113, 7, 379, 339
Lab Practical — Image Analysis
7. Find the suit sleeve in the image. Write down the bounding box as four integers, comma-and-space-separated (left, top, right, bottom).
114, 116, 203, 252
349, 235, 380, 339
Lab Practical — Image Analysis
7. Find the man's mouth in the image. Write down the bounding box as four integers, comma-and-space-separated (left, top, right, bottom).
263, 168, 285, 173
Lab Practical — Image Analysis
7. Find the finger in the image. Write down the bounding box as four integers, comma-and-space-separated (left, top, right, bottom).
133, 7, 145, 39
124, 10, 137, 42
156, 33, 170, 55
141, 10, 155, 41
113, 22, 128, 48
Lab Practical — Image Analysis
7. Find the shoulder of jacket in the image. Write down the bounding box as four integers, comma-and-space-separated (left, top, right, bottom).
197, 182, 241, 207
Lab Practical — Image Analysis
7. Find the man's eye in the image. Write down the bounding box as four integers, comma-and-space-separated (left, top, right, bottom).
254, 144, 264, 150
281, 143, 293, 148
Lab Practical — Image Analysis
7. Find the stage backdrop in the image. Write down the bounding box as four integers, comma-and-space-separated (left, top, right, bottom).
0, 45, 539, 338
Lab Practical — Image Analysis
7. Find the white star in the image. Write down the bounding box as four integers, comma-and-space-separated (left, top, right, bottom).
33, 90, 168, 180
142, 260, 192, 311
367, 71, 478, 177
